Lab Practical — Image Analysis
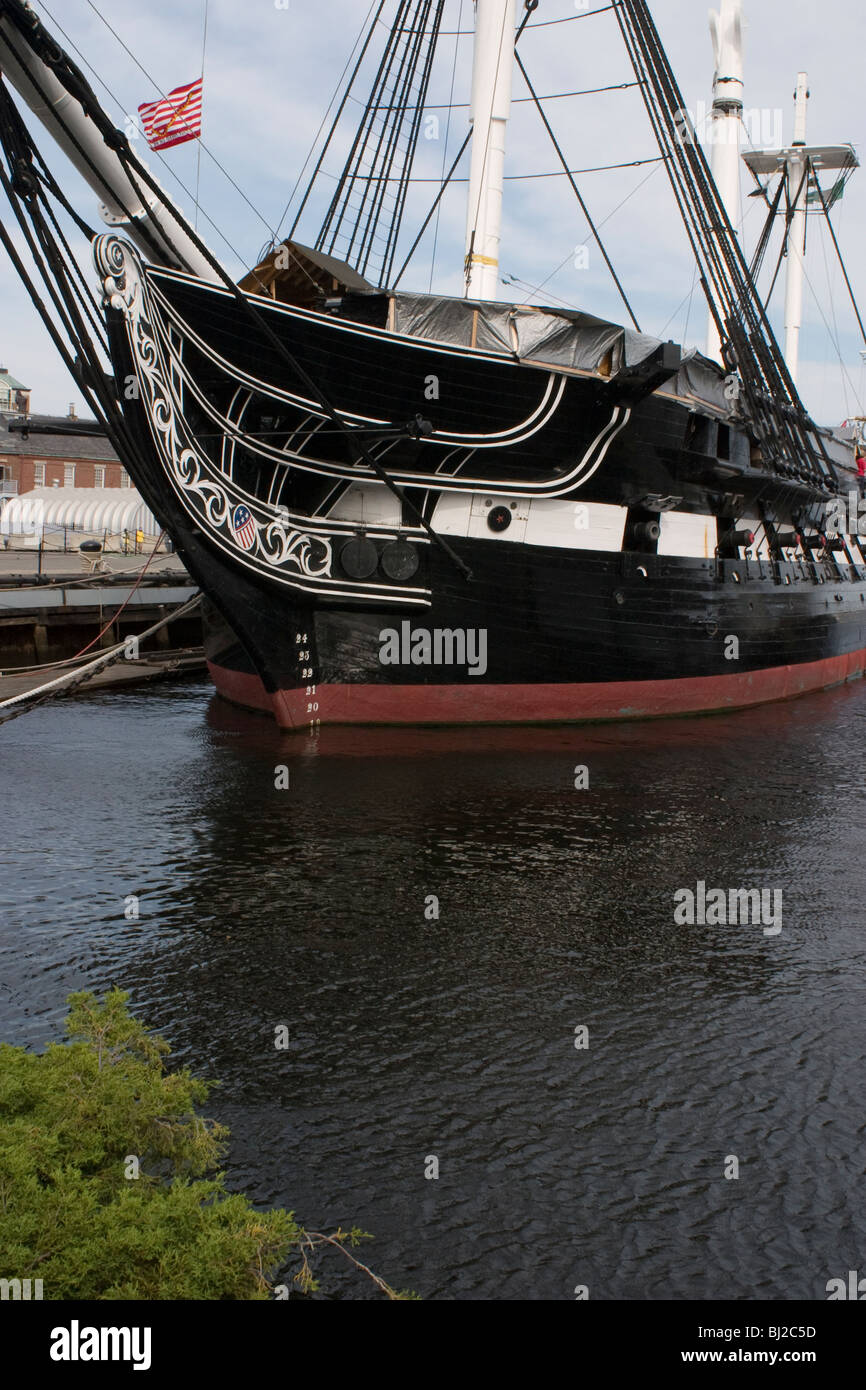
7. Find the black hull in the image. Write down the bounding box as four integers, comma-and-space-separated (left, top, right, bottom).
197, 534, 866, 729
87, 236, 866, 730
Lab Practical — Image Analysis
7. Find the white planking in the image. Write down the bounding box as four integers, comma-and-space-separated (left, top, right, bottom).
658, 510, 717, 558
327, 483, 403, 528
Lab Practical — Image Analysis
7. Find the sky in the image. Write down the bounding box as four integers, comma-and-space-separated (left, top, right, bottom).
0, 0, 864, 426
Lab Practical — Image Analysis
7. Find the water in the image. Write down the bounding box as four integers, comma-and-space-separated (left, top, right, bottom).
2, 677, 865, 1300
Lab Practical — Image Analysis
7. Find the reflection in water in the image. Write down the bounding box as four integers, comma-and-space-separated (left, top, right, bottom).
2, 678, 866, 1299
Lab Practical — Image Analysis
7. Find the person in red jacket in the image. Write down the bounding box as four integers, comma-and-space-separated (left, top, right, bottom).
857, 454, 866, 498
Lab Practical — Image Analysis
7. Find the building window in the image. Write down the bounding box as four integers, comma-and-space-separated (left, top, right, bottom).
120, 469, 132, 489
93, 465, 105, 488
64, 463, 76, 487
34, 460, 45, 486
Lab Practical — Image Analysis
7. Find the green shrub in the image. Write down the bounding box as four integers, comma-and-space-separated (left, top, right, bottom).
0, 990, 413, 1299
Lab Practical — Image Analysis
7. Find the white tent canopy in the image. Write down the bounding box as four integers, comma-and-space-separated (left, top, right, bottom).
1, 486, 159, 544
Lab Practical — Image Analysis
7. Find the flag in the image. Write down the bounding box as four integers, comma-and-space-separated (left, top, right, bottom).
138, 78, 203, 152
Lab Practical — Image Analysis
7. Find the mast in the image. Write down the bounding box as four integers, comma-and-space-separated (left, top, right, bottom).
464, 0, 517, 300
742, 80, 858, 389
705, 0, 743, 361
782, 73, 809, 385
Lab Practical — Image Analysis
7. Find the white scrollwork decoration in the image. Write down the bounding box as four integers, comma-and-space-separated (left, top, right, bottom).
92, 234, 334, 583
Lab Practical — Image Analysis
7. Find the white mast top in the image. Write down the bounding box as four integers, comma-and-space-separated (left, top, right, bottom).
706, 0, 744, 362
742, 80, 858, 389
782, 74, 810, 385
464, 0, 517, 300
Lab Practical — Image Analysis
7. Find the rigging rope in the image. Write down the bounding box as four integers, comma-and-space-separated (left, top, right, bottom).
428, 0, 463, 292
370, 154, 664, 182
0, 594, 201, 724
0, 560, 187, 597
276, 1, 383, 242
37, 1, 264, 278
392, 127, 471, 289
3, 0, 465, 581
748, 171, 786, 286
0, 36, 192, 546
286, 2, 387, 244
2, 0, 856, 537
798, 234, 865, 417
104, 145, 474, 577
809, 162, 866, 348
612, 0, 837, 493
504, 156, 664, 306
58, 531, 168, 664
514, 48, 641, 330
80, 0, 278, 242
194, 0, 209, 231
403, 3, 615, 34
423, 81, 642, 109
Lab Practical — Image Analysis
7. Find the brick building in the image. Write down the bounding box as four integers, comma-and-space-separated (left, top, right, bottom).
0, 408, 130, 498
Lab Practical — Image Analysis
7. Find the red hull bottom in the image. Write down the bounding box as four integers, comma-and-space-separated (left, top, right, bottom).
208, 647, 866, 731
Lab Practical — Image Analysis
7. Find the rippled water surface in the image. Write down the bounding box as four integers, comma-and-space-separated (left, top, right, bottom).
2, 678, 866, 1299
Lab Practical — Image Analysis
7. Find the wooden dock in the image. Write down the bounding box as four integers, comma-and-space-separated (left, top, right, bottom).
0, 646, 206, 704
0, 547, 202, 669
0, 548, 206, 711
